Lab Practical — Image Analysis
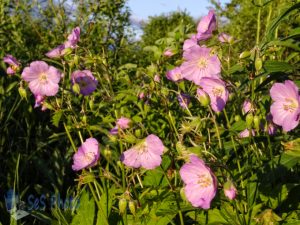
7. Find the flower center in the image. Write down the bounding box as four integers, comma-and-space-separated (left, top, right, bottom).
175, 73, 181, 80
197, 58, 208, 69
283, 98, 298, 113
39, 72, 48, 84
84, 152, 95, 163
138, 142, 148, 154
197, 174, 212, 188
212, 87, 223, 97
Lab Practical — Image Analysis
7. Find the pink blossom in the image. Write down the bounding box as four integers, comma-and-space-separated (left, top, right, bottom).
218, 33, 233, 43
45, 44, 66, 58
238, 129, 255, 138
270, 80, 300, 132
71, 70, 98, 96
34, 94, 47, 111
181, 45, 221, 85
64, 27, 80, 48
179, 155, 217, 209
120, 134, 164, 170
110, 117, 131, 135
199, 77, 228, 112
139, 92, 145, 99
264, 114, 277, 135
224, 181, 237, 200
154, 74, 160, 82
183, 35, 198, 51
196, 10, 217, 41
166, 67, 183, 82
72, 138, 100, 171
3, 54, 20, 75
163, 49, 175, 57
21, 61, 61, 96
242, 100, 254, 114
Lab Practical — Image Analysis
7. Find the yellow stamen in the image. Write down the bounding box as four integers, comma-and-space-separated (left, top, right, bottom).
283, 98, 298, 113
197, 174, 212, 188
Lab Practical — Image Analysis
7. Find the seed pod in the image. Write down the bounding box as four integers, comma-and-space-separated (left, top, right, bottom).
234, 115, 241, 122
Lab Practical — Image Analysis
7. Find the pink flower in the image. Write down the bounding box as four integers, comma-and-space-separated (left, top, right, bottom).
163, 49, 175, 57
154, 74, 160, 82
183, 35, 198, 51
110, 117, 131, 135
270, 80, 300, 132
45, 44, 66, 58
265, 114, 277, 135
3, 54, 20, 75
224, 181, 237, 200
72, 138, 100, 171
120, 134, 164, 170
166, 67, 183, 82
71, 70, 98, 96
179, 155, 217, 209
139, 91, 145, 99
21, 61, 61, 96
200, 77, 228, 112
242, 100, 254, 114
238, 129, 255, 138
181, 45, 221, 85
34, 94, 47, 111
196, 10, 217, 41
218, 33, 233, 44
64, 27, 80, 48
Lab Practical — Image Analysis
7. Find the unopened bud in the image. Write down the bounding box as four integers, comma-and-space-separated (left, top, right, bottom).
118, 198, 127, 215
253, 115, 260, 130
224, 180, 237, 200
103, 149, 112, 159
180, 188, 187, 201
18, 86, 27, 100
234, 115, 241, 122
239, 51, 251, 59
128, 200, 136, 216
255, 57, 263, 71
72, 83, 80, 94
246, 113, 254, 128
197, 88, 210, 107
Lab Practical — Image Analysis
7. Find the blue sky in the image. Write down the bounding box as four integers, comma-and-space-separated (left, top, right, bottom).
127, 0, 230, 23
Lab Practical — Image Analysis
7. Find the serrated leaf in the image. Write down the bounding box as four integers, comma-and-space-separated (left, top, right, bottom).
71, 191, 95, 225
52, 111, 63, 128
263, 60, 294, 73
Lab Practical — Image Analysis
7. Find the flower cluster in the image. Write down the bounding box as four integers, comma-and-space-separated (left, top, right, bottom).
166, 10, 229, 112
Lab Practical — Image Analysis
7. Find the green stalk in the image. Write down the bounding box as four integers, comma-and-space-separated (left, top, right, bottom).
208, 106, 222, 150
64, 122, 77, 152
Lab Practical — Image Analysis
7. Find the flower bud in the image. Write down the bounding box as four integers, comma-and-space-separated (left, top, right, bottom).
239, 51, 251, 59
180, 188, 187, 201
246, 113, 253, 128
196, 88, 210, 107
224, 181, 237, 200
253, 115, 260, 130
18, 86, 27, 100
72, 83, 81, 94
103, 148, 112, 159
234, 115, 241, 122
255, 57, 262, 71
128, 200, 136, 216
118, 198, 127, 215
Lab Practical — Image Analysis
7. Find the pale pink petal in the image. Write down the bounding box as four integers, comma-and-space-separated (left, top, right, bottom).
120, 148, 141, 168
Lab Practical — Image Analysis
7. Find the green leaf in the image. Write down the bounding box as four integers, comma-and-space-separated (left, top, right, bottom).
278, 153, 300, 169
71, 191, 95, 225
263, 60, 294, 73
51, 111, 63, 128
